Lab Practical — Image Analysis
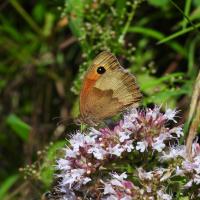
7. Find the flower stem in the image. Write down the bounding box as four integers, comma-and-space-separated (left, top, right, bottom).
186, 70, 200, 159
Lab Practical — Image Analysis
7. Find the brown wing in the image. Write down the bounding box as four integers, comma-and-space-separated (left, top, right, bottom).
79, 51, 142, 124
94, 69, 141, 107
80, 87, 123, 122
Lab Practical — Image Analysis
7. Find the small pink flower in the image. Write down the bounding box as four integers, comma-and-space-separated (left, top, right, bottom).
104, 183, 116, 195
160, 145, 186, 161
136, 141, 148, 152
157, 189, 172, 200
56, 158, 71, 170
164, 108, 178, 123
137, 168, 153, 181
152, 137, 166, 152
88, 145, 107, 160
102, 172, 137, 199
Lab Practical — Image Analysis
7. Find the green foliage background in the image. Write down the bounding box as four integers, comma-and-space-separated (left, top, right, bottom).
0, 0, 199, 199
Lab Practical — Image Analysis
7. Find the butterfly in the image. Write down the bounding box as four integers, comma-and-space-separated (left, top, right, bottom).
78, 51, 142, 126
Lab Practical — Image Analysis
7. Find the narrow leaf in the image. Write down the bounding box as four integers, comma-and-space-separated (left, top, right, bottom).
6, 114, 31, 141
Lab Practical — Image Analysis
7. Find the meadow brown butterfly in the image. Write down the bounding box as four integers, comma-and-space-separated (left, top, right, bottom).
78, 51, 142, 125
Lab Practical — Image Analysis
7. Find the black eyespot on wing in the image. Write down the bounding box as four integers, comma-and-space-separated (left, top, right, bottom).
97, 66, 106, 74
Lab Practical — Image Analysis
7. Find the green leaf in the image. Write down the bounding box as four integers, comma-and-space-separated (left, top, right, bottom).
137, 73, 166, 95
40, 141, 66, 187
194, 0, 200, 6
43, 12, 55, 37
190, 7, 200, 21
0, 80, 6, 89
32, 3, 45, 23
157, 22, 200, 44
0, 174, 19, 200
187, 37, 200, 76
143, 88, 189, 106
6, 114, 31, 141
116, 0, 126, 17
182, 0, 192, 29
65, 0, 85, 37
138, 72, 184, 91
9, 0, 43, 36
148, 0, 168, 7
128, 26, 186, 57
179, 197, 189, 200
0, 20, 22, 42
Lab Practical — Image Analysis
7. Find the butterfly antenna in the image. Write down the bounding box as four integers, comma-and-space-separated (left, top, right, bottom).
52, 116, 77, 127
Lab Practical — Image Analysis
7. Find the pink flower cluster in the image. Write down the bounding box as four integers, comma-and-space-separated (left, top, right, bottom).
137, 167, 173, 199
54, 106, 200, 199
102, 172, 139, 200
122, 106, 182, 152
161, 141, 200, 192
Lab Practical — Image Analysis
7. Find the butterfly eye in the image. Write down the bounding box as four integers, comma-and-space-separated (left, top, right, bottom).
97, 66, 106, 74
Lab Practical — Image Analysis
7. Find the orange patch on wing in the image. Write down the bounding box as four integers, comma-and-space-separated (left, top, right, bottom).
86, 70, 100, 80
82, 71, 100, 94
82, 78, 96, 96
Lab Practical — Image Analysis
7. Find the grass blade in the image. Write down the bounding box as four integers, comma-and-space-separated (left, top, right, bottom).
157, 22, 200, 44
6, 114, 31, 141
0, 174, 19, 200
